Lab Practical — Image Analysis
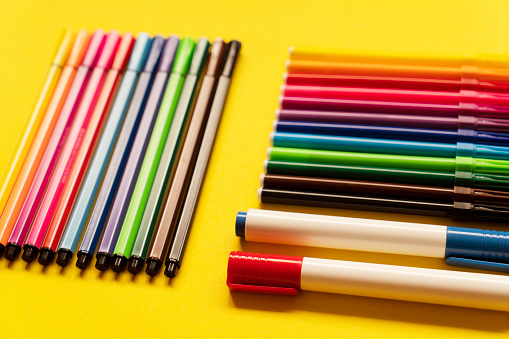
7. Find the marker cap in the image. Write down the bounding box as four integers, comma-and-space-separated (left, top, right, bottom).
82, 30, 107, 68
221, 40, 241, 78
172, 36, 195, 74
112, 33, 135, 71
189, 38, 211, 75
205, 39, 227, 76
96, 31, 121, 69
227, 251, 302, 296
235, 212, 247, 238
143, 35, 165, 73
66, 30, 91, 67
157, 35, 180, 73
127, 33, 151, 71
52, 30, 74, 66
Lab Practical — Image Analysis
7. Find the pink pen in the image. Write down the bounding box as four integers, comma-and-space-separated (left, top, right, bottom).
21, 32, 121, 263
3, 30, 106, 261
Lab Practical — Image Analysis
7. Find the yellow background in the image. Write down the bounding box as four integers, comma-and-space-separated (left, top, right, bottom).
1, 0, 509, 337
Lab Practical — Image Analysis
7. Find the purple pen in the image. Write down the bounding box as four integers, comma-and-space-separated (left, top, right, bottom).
93, 36, 179, 271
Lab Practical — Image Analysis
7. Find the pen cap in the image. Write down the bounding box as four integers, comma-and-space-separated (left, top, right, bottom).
96, 32, 121, 69
143, 35, 165, 73
445, 227, 509, 263
189, 38, 211, 76
52, 30, 74, 66
227, 251, 302, 296
205, 39, 227, 76
171, 36, 195, 74
127, 33, 151, 72
157, 35, 180, 72
66, 30, 91, 67
221, 40, 242, 77
82, 30, 106, 68
112, 33, 135, 71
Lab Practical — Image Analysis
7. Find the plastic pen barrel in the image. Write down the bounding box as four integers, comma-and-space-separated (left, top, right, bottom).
57, 34, 153, 268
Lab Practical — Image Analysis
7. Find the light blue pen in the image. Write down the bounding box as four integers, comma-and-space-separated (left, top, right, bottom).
46, 34, 152, 268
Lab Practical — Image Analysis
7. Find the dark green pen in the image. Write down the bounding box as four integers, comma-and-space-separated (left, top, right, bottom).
126, 38, 211, 275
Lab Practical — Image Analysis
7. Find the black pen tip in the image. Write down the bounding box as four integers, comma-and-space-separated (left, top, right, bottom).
56, 249, 72, 267
95, 253, 111, 271
145, 259, 161, 277
76, 252, 92, 270
127, 257, 144, 275
0, 243, 5, 257
111, 255, 127, 273
164, 261, 179, 278
4, 244, 21, 261
21, 244, 39, 263
38, 248, 55, 266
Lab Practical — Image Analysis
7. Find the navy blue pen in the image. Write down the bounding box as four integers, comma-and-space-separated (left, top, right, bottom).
93, 36, 180, 271
274, 121, 509, 147
54, 36, 163, 268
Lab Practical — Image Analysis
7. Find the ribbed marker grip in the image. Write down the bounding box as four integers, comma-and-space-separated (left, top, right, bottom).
446, 226, 509, 263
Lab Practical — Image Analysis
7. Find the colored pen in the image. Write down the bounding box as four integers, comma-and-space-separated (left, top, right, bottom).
0, 31, 73, 229
37, 34, 135, 266
227, 251, 509, 312
275, 109, 509, 134
271, 132, 509, 160
280, 96, 509, 118
0, 31, 89, 256
160, 40, 241, 278
274, 121, 509, 146
111, 36, 193, 273
284, 73, 509, 94
4, 31, 105, 261
21, 32, 120, 263
55, 34, 154, 267
90, 36, 169, 271
236, 209, 509, 273
127, 38, 211, 275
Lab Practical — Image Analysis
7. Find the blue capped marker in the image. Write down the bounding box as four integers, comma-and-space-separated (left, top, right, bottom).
236, 209, 509, 273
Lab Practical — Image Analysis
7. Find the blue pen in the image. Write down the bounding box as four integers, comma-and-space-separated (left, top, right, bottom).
236, 209, 509, 274
274, 121, 509, 147
271, 132, 509, 160
93, 36, 179, 271
53, 34, 155, 268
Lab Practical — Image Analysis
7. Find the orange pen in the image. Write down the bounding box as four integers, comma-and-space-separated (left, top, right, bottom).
0, 30, 91, 256
38, 33, 135, 265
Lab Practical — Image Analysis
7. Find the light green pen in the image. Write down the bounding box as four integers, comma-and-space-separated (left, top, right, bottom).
111, 36, 196, 272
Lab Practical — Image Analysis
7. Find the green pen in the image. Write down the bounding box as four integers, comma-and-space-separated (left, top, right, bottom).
126, 38, 211, 275
111, 37, 196, 272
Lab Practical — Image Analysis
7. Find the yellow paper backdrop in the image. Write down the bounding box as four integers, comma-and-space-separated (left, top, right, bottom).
1, 0, 509, 337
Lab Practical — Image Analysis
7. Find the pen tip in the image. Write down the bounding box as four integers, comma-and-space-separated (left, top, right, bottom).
38, 248, 55, 266
164, 261, 179, 278
95, 254, 111, 271
127, 257, 144, 275
111, 255, 127, 273
145, 259, 161, 277
56, 249, 73, 267
0, 243, 4, 257
21, 245, 39, 263
4, 244, 21, 261
76, 252, 92, 270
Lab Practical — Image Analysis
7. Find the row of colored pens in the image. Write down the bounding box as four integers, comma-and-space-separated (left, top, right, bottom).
0, 29, 241, 278
260, 46, 509, 221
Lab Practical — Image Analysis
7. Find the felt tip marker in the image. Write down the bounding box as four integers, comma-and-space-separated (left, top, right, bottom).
0, 30, 89, 257
227, 251, 509, 312
91, 36, 170, 271
4, 31, 105, 261
160, 40, 241, 278
56, 34, 153, 268
0, 30, 73, 245
236, 209, 509, 273
21, 32, 121, 263
127, 38, 211, 275
111, 36, 194, 273
38, 34, 135, 266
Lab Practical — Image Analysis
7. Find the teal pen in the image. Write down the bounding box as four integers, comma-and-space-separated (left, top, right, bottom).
48, 34, 152, 267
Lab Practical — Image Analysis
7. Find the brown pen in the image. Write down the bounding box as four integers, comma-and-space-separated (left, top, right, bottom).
145, 39, 227, 276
